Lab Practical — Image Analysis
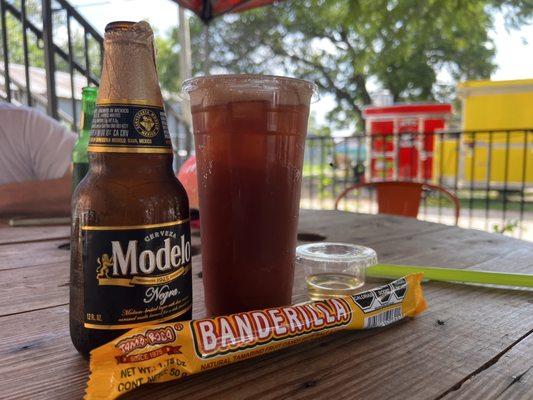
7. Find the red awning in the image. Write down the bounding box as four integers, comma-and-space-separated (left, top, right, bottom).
172, 0, 279, 22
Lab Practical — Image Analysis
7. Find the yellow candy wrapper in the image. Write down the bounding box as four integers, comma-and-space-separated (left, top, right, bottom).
86, 274, 427, 399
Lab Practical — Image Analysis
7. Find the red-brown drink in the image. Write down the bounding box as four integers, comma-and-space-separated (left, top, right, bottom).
183, 75, 315, 316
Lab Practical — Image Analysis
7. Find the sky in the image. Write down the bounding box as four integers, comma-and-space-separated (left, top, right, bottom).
70, 0, 533, 129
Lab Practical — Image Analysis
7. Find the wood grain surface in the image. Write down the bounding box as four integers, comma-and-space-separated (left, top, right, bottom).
0, 223, 69, 245
0, 210, 532, 400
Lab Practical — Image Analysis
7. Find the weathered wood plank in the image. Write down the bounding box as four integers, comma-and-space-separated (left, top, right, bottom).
440, 330, 533, 400
298, 210, 452, 244
1, 211, 532, 400
0, 263, 69, 317
0, 306, 88, 400
298, 210, 533, 274
0, 225, 70, 245
1, 282, 531, 400
0, 209, 443, 272
0, 239, 70, 271
0, 230, 202, 272
0, 253, 203, 318
122, 281, 533, 400
0, 211, 450, 316
8, 222, 524, 319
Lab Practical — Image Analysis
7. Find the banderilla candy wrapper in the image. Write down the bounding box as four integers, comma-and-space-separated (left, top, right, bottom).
86, 273, 427, 399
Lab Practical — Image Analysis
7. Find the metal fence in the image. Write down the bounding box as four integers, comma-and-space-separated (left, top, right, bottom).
0, 0, 192, 166
302, 129, 533, 240
0, 0, 103, 130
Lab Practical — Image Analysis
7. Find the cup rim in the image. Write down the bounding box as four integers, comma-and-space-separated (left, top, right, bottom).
296, 242, 378, 265
181, 74, 318, 100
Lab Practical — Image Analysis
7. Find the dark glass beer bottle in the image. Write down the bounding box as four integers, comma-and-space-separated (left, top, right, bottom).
69, 21, 192, 357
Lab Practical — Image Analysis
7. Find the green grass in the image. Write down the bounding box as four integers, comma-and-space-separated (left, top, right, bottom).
300, 166, 533, 212
455, 196, 533, 212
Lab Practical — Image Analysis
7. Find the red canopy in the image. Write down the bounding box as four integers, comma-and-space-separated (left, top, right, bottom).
173, 0, 278, 22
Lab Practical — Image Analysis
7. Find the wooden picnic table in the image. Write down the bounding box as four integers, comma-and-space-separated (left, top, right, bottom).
1, 210, 532, 400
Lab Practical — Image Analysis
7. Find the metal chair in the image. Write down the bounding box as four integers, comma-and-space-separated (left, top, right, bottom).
334, 181, 460, 225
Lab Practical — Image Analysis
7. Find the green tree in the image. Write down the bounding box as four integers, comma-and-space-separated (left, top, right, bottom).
176, 0, 531, 130
153, 20, 204, 94
1, 0, 46, 69
308, 112, 332, 137
155, 31, 182, 94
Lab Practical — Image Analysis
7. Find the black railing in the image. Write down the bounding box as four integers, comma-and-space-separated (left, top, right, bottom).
0, 0, 192, 167
0, 0, 103, 130
303, 129, 533, 240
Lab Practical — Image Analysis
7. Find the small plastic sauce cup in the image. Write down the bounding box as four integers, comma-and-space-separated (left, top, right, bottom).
296, 242, 377, 300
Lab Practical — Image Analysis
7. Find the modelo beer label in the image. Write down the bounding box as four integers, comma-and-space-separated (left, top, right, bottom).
88, 102, 172, 154
82, 220, 192, 330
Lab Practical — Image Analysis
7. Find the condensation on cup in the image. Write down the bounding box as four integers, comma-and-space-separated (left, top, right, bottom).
182, 74, 317, 316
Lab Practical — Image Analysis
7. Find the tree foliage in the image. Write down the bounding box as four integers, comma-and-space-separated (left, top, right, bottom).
3, 0, 529, 132
155, 0, 529, 131
183, 0, 531, 129
155, 32, 182, 94
1, 0, 46, 69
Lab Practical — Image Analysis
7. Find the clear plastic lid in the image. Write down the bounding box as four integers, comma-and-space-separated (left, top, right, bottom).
296, 242, 377, 268
181, 74, 319, 107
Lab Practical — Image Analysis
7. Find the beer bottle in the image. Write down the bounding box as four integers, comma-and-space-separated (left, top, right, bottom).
72, 86, 97, 190
70, 21, 192, 356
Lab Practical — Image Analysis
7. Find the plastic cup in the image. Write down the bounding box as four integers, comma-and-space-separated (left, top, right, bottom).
296, 243, 378, 300
182, 75, 316, 316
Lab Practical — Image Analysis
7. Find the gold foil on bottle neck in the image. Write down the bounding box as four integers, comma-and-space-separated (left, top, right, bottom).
98, 21, 164, 107
105, 21, 136, 33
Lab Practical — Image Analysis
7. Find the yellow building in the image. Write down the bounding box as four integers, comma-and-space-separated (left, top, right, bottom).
435, 78, 533, 189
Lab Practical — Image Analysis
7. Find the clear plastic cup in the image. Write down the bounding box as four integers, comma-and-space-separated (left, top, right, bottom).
182, 75, 317, 316
296, 242, 377, 300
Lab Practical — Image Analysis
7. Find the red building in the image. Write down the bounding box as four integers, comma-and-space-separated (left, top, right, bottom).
363, 103, 452, 181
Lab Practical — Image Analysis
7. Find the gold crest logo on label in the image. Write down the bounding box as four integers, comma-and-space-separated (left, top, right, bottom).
133, 109, 160, 138
96, 254, 113, 279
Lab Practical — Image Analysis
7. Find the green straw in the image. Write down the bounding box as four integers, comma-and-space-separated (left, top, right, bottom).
367, 264, 533, 288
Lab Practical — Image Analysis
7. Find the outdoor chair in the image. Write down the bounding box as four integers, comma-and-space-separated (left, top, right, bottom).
334, 181, 460, 225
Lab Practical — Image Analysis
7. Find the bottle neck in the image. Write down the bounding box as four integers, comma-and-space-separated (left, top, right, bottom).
79, 112, 94, 134
89, 23, 170, 157
78, 126, 91, 140
98, 31, 163, 105
78, 132, 89, 142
